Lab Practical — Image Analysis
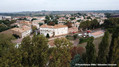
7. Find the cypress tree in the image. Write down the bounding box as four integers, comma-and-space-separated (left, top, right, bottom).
108, 26, 119, 65
85, 37, 96, 63
98, 31, 110, 63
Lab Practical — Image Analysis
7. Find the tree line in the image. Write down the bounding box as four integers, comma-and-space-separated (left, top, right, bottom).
0, 20, 17, 32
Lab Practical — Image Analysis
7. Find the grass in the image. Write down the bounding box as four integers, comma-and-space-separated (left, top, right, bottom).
78, 37, 103, 54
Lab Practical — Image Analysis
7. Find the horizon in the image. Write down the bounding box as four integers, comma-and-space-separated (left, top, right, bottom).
0, 10, 119, 13
1, 0, 119, 13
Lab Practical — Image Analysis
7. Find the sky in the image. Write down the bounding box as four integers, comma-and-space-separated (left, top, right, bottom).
0, 0, 119, 12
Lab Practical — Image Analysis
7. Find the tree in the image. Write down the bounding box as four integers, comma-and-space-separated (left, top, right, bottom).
0, 47, 22, 67
49, 38, 72, 67
73, 34, 78, 40
44, 19, 50, 24
105, 13, 111, 18
70, 54, 84, 67
31, 25, 37, 33
103, 18, 119, 33
48, 22, 55, 26
31, 18, 37, 21
0, 34, 15, 57
53, 19, 58, 24
90, 19, 99, 29
45, 15, 50, 20
70, 17, 75, 20
87, 16, 91, 19
66, 22, 72, 28
98, 31, 110, 63
0, 34, 21, 67
85, 37, 96, 63
80, 20, 91, 30
46, 33, 50, 38
70, 46, 84, 59
110, 37, 119, 66
108, 26, 119, 65
20, 35, 49, 67
32, 34, 49, 67
80, 19, 100, 31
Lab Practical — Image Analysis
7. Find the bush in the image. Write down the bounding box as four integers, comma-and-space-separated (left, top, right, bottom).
79, 37, 94, 44
66, 35, 73, 40
73, 34, 78, 40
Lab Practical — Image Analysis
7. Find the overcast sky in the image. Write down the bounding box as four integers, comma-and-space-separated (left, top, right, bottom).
0, 0, 119, 12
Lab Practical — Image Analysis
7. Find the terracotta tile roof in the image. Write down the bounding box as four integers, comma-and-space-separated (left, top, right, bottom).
68, 27, 78, 33
91, 31, 104, 36
54, 24, 67, 28
19, 21, 31, 25
11, 26, 31, 33
40, 24, 54, 28
40, 24, 68, 28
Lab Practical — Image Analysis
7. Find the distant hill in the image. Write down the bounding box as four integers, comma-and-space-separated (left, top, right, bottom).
0, 10, 119, 17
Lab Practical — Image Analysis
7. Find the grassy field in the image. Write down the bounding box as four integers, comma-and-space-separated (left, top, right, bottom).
78, 37, 103, 55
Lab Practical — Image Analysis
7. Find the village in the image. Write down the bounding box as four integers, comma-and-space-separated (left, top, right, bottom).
0, 12, 106, 49
1, 0, 119, 65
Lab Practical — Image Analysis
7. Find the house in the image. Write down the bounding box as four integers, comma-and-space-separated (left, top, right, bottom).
89, 30, 104, 38
32, 20, 44, 24
0, 16, 2, 20
72, 22, 80, 28
68, 27, 78, 34
10, 25, 32, 38
2, 16, 11, 20
19, 21, 32, 27
40, 24, 68, 37
32, 22, 40, 29
33, 16, 45, 21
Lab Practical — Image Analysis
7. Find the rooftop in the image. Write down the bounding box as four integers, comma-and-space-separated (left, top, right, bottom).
11, 26, 31, 33
40, 24, 68, 28
91, 30, 104, 36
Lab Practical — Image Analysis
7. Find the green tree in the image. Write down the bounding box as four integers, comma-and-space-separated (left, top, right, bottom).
49, 38, 72, 67
20, 35, 49, 67
44, 19, 50, 24
85, 37, 96, 63
32, 34, 49, 67
105, 13, 111, 18
98, 31, 110, 63
31, 18, 37, 21
0, 34, 15, 57
0, 34, 21, 67
73, 34, 78, 40
108, 27, 119, 65
0, 47, 22, 67
70, 17, 76, 20
90, 19, 99, 29
87, 16, 91, 19
80, 20, 91, 30
53, 19, 58, 24
45, 15, 50, 20
31, 25, 37, 33
70, 54, 83, 67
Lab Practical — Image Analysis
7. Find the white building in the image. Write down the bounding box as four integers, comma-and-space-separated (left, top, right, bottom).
89, 30, 104, 38
0, 16, 2, 20
40, 24, 68, 37
2, 16, 11, 20
10, 25, 32, 38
